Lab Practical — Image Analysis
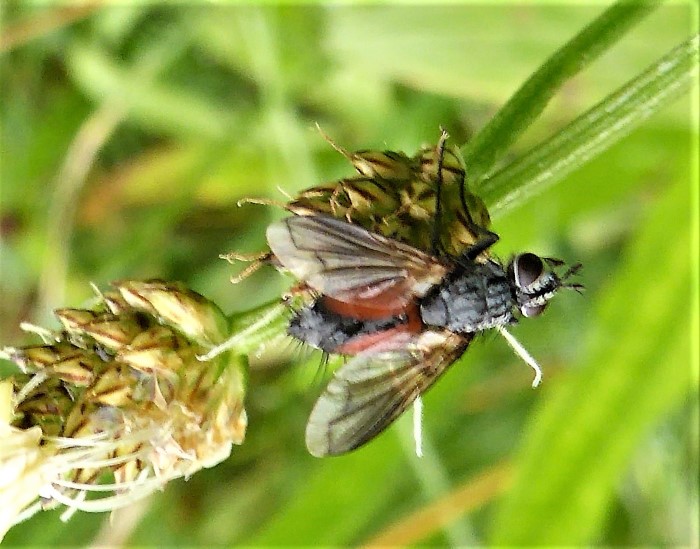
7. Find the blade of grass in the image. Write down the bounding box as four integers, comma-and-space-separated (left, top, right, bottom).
463, 0, 660, 186
38, 103, 125, 313
489, 173, 694, 545
481, 33, 698, 218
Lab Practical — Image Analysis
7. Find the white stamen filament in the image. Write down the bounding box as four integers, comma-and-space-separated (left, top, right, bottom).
26, 440, 198, 521
47, 432, 112, 447
54, 476, 162, 492
42, 469, 174, 515
59, 490, 85, 522
496, 326, 543, 388
53, 448, 150, 474
11, 501, 43, 528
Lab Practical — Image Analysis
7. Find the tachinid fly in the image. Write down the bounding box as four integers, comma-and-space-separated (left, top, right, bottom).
267, 215, 582, 457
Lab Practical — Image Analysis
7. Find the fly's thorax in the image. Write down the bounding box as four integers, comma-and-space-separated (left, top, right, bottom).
420, 252, 581, 333
419, 260, 515, 333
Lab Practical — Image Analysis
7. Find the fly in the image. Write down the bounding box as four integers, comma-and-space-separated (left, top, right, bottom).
267, 215, 582, 457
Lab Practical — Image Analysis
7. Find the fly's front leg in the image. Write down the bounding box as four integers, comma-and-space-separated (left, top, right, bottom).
455, 187, 499, 259
458, 223, 499, 261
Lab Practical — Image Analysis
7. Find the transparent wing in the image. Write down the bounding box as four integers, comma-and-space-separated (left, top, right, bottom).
267, 215, 447, 307
305, 330, 471, 457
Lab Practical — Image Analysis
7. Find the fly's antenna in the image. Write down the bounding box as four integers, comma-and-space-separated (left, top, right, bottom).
430, 128, 449, 256
496, 326, 543, 388
562, 262, 585, 293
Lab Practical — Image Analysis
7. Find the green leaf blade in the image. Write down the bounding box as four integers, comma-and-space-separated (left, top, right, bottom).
490, 174, 695, 545
464, 0, 660, 186
481, 33, 699, 217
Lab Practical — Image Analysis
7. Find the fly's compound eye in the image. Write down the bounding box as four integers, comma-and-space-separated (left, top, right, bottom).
511, 253, 550, 317
512, 253, 545, 290
509, 251, 580, 319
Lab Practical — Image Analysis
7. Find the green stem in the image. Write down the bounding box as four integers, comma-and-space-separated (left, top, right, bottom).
463, 0, 660, 187
480, 33, 699, 217
210, 302, 289, 359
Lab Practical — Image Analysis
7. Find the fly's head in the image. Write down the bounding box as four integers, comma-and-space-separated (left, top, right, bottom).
508, 253, 583, 318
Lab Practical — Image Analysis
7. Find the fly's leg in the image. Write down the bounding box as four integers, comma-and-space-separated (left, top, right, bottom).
431, 128, 494, 257
430, 128, 449, 256
463, 224, 499, 261
455, 190, 499, 259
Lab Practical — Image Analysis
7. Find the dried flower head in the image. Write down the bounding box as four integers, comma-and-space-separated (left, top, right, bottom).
227, 130, 493, 282
285, 129, 493, 256
0, 280, 247, 539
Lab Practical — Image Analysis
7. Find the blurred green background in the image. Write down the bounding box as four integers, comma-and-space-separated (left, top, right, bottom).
0, 2, 697, 547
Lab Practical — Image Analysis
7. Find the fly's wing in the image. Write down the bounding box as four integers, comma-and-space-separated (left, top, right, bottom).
306, 330, 471, 457
267, 215, 447, 309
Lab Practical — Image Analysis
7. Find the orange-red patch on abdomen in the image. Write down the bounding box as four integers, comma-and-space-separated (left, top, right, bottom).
321, 295, 408, 320
334, 302, 423, 355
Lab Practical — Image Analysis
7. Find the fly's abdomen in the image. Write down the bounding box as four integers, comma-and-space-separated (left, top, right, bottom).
288, 300, 406, 354
419, 262, 514, 333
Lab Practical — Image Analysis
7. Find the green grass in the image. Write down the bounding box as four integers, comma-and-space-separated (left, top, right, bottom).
1, 3, 697, 546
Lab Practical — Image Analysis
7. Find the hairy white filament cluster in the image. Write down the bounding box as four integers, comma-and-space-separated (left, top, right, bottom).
1, 376, 242, 540
5, 421, 177, 527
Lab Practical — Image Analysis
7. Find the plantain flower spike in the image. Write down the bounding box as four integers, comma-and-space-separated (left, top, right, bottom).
0, 280, 247, 540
